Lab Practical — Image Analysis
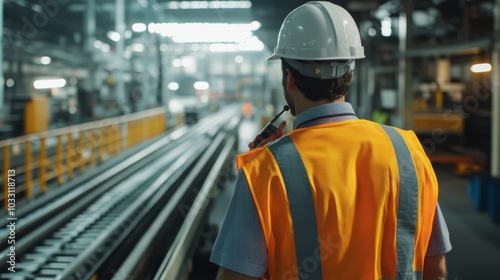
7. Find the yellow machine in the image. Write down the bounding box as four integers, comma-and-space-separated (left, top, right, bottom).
24, 96, 49, 134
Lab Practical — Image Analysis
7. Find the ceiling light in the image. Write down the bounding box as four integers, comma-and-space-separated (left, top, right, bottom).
131, 43, 145, 52
94, 40, 103, 49
101, 44, 110, 53
148, 22, 260, 43
368, 27, 377, 37
166, 1, 251, 9
381, 17, 392, 37
107, 31, 121, 42
6, 79, 15, 88
471, 63, 492, 73
34, 79, 66, 89
234, 55, 244, 63
181, 57, 193, 67
172, 59, 182, 67
40, 56, 51, 65
168, 82, 179, 90
194, 81, 209, 90
132, 23, 147, 32
209, 38, 265, 52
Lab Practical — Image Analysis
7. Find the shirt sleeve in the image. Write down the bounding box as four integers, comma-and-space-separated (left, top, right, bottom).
425, 203, 452, 256
210, 170, 268, 277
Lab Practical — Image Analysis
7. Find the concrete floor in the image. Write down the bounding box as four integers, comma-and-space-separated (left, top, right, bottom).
435, 166, 500, 279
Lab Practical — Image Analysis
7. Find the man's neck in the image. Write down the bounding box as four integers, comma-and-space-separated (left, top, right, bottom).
294, 95, 346, 116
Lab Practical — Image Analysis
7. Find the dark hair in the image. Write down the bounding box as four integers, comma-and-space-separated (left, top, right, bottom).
281, 59, 353, 102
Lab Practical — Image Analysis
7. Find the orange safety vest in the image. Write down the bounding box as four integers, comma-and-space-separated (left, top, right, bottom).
236, 120, 438, 280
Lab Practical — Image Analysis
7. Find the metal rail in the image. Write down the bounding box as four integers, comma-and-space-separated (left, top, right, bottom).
0, 125, 188, 257
111, 129, 237, 280
153, 133, 237, 280
0, 107, 167, 208
0, 104, 241, 279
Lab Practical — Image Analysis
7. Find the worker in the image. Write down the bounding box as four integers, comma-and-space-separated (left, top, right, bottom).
210, 1, 451, 279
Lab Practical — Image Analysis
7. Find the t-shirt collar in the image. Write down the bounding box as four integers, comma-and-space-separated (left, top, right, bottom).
293, 102, 358, 130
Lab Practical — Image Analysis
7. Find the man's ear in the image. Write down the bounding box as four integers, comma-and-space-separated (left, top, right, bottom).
285, 69, 295, 90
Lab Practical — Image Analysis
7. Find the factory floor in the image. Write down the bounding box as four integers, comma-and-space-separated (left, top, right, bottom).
435, 165, 500, 279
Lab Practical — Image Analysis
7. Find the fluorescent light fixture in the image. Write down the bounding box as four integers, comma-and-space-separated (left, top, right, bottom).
148, 22, 260, 43
167, 1, 251, 9
194, 81, 209, 90
40, 56, 51, 65
234, 55, 244, 63
101, 44, 110, 53
168, 82, 179, 90
368, 27, 377, 37
131, 43, 145, 52
209, 37, 264, 52
172, 59, 182, 67
107, 31, 121, 42
94, 40, 103, 49
6, 79, 14, 88
381, 17, 392, 37
210, 43, 237, 52
132, 23, 147, 32
471, 63, 492, 73
250, 21, 261, 30
34, 79, 66, 89
238, 37, 264, 51
182, 57, 193, 67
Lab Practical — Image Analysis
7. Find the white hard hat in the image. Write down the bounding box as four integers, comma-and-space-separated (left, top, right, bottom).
267, 1, 365, 62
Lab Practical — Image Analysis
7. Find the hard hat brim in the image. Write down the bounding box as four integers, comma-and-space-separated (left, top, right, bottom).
266, 53, 281, 61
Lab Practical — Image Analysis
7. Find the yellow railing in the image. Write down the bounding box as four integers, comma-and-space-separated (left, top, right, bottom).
0, 107, 167, 210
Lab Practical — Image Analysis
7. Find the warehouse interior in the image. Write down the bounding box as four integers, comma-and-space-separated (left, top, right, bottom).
0, 0, 499, 279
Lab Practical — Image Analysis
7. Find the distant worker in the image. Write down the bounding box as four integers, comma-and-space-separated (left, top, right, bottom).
242, 100, 253, 118
210, 1, 451, 280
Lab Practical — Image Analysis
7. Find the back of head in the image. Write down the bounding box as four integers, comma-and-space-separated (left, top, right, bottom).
269, 1, 365, 100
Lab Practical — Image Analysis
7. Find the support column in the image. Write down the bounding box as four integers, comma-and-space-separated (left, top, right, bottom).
397, 1, 414, 129
491, 0, 500, 177
85, 0, 96, 90
115, 0, 128, 114
0, 0, 4, 109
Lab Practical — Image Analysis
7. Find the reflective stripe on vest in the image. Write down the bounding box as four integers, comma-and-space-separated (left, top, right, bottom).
380, 125, 419, 280
268, 125, 419, 280
268, 136, 323, 279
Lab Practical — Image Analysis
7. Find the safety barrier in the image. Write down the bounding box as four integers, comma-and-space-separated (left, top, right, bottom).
0, 107, 167, 209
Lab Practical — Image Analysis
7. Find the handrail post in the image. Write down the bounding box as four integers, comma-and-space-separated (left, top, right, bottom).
57, 135, 63, 184
90, 129, 95, 167
25, 141, 32, 199
40, 137, 46, 193
114, 125, 120, 153
67, 132, 73, 179
99, 127, 104, 162
79, 131, 85, 172
3, 146, 9, 209
127, 122, 132, 147
106, 126, 112, 156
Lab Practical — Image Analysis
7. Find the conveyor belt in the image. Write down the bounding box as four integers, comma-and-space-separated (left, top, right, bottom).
0, 104, 241, 279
